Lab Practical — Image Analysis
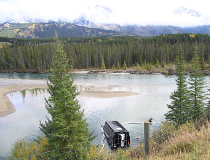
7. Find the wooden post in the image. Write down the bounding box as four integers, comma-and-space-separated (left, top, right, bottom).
144, 121, 150, 156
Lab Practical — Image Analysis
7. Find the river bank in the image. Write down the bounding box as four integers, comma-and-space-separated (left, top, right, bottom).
0, 78, 138, 118
3, 68, 210, 75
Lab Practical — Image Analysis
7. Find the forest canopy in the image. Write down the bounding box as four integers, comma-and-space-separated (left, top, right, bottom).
0, 33, 210, 72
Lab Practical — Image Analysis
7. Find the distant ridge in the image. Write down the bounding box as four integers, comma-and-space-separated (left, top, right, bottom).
0, 22, 128, 39
1, 21, 210, 39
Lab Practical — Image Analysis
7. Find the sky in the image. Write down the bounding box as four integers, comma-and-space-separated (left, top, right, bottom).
0, 0, 209, 27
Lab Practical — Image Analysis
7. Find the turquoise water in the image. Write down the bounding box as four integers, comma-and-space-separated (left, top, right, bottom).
1, 73, 210, 159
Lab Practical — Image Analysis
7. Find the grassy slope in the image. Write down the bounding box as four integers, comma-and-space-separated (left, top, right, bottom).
0, 23, 33, 37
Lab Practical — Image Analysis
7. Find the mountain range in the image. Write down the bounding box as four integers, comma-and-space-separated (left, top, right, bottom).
0, 22, 128, 39
0, 6, 210, 38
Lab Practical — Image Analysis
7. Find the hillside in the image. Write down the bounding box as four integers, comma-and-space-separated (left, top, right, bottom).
0, 22, 128, 39
2, 21, 210, 39
74, 23, 210, 36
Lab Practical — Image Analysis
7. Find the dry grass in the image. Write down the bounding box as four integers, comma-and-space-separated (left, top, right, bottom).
155, 122, 210, 159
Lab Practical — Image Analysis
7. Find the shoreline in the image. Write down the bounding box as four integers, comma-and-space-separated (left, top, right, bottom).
0, 84, 48, 118
2, 68, 210, 75
0, 78, 139, 118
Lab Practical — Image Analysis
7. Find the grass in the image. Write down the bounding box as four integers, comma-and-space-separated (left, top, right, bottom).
87, 121, 210, 159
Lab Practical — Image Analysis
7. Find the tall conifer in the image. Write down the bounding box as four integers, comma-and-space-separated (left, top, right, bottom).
117, 61, 121, 70
188, 42, 206, 122
123, 60, 127, 70
101, 56, 105, 70
165, 45, 189, 126
40, 35, 91, 159
199, 40, 205, 70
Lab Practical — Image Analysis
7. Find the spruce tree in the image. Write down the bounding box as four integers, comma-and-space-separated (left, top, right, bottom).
40, 35, 91, 159
136, 62, 140, 71
188, 42, 206, 123
117, 61, 121, 70
199, 40, 205, 70
123, 60, 127, 70
101, 56, 105, 70
165, 45, 190, 126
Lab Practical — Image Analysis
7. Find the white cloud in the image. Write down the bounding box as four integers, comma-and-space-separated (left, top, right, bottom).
0, 0, 210, 27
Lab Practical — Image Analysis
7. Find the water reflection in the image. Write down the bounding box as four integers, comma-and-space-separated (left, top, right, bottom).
0, 90, 50, 159
20, 89, 48, 97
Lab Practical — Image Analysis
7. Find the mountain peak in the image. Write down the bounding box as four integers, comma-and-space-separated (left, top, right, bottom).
173, 6, 202, 17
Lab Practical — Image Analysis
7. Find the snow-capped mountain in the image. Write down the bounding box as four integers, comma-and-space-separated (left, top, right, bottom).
1, 5, 206, 28
2, 4, 210, 37
74, 5, 113, 24
172, 6, 202, 17
73, 5, 116, 29
72, 5, 206, 33
73, 16, 121, 31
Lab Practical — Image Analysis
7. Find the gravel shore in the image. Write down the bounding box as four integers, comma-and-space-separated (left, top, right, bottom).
0, 78, 138, 118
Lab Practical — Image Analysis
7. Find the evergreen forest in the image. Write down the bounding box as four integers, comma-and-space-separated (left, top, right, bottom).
0, 33, 210, 72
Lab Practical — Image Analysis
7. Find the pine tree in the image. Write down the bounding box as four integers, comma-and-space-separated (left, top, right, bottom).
165, 45, 190, 126
188, 42, 206, 123
123, 60, 127, 70
116, 61, 121, 70
136, 62, 140, 71
40, 35, 91, 159
101, 56, 105, 70
156, 59, 160, 68
199, 40, 205, 70
112, 63, 116, 70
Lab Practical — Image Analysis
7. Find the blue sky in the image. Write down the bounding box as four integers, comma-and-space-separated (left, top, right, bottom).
0, 0, 209, 27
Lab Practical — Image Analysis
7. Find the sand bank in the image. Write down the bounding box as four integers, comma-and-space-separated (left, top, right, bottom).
0, 78, 138, 118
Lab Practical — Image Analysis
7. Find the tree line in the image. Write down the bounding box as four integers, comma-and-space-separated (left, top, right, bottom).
0, 33, 210, 72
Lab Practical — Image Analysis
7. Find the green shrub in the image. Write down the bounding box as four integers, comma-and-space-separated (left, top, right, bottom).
152, 121, 176, 144
9, 136, 48, 160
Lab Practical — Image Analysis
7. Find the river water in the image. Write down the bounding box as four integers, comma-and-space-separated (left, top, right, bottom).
0, 73, 209, 159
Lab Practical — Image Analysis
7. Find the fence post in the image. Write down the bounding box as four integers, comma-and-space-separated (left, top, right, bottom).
144, 121, 150, 156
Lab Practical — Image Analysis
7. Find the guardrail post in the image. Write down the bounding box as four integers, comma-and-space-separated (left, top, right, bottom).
144, 121, 150, 156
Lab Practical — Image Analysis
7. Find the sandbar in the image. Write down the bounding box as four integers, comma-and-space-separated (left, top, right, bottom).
0, 78, 139, 118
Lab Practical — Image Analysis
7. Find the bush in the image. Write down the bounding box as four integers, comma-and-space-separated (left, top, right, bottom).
152, 121, 176, 144
86, 145, 110, 159
9, 136, 48, 160
168, 67, 175, 75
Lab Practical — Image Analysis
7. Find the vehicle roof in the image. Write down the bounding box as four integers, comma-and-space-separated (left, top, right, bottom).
105, 121, 129, 133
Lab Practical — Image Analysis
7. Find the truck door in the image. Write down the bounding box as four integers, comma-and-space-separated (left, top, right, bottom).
119, 134, 125, 147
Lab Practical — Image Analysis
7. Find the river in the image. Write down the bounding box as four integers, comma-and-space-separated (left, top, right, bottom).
0, 73, 209, 159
